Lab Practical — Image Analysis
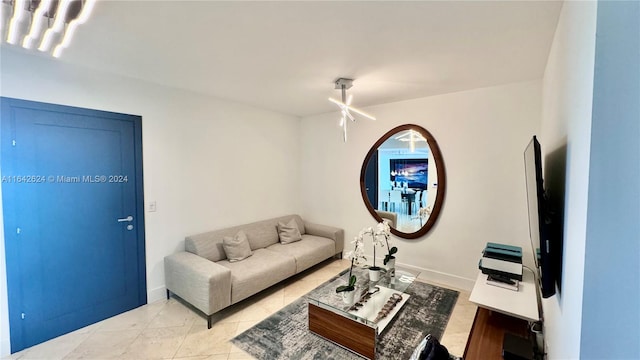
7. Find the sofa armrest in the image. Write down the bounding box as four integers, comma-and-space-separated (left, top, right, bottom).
164, 252, 232, 315
304, 222, 344, 255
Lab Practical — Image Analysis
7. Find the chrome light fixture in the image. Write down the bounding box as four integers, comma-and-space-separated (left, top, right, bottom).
1, 0, 96, 58
328, 78, 376, 142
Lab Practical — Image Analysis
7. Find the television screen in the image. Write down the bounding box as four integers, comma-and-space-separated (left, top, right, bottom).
524, 136, 556, 298
390, 159, 428, 189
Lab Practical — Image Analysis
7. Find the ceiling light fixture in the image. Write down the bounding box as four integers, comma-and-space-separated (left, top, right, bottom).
395, 130, 426, 153
53, 0, 96, 58
328, 78, 376, 142
22, 0, 52, 49
2, 0, 95, 58
38, 0, 72, 52
6, 0, 27, 44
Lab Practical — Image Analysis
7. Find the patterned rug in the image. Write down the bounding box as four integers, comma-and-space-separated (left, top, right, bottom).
231, 269, 459, 360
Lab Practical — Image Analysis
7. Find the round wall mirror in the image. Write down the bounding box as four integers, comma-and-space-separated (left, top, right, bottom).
360, 124, 446, 239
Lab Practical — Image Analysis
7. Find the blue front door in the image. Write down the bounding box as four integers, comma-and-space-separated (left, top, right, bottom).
1, 97, 146, 352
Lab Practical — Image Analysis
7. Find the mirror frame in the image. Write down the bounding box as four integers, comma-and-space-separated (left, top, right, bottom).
359, 124, 446, 239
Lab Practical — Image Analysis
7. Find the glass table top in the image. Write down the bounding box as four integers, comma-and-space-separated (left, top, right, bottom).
307, 266, 420, 330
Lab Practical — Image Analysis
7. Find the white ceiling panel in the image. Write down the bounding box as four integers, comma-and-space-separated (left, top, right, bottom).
4, 1, 563, 117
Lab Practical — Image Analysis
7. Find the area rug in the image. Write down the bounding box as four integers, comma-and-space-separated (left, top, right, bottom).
231, 269, 459, 360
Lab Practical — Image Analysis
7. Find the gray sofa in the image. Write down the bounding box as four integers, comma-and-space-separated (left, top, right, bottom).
164, 214, 344, 328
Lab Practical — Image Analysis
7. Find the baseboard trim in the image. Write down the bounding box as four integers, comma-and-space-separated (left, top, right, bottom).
397, 262, 475, 292
147, 285, 167, 304
1, 337, 10, 357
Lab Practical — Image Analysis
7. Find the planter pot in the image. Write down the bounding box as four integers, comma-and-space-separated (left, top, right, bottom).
369, 267, 381, 282
386, 257, 396, 271
386, 257, 396, 275
341, 289, 356, 304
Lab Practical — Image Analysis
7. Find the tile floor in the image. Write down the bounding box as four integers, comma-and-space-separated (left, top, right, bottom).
4, 259, 476, 360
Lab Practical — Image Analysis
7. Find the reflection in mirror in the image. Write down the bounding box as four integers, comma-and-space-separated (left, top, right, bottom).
360, 124, 445, 239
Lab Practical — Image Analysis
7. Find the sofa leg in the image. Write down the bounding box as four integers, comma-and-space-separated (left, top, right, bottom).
207, 315, 213, 329
166, 289, 170, 300
335, 252, 343, 259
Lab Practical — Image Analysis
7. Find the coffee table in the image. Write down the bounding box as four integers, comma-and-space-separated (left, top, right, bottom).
307, 266, 419, 359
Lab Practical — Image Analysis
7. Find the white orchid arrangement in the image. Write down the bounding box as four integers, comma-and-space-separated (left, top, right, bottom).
375, 221, 391, 239
360, 226, 382, 270
344, 235, 367, 266
337, 235, 367, 293
376, 222, 397, 266
361, 222, 393, 270
337, 222, 399, 293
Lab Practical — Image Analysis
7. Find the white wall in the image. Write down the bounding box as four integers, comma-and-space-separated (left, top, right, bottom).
0, 48, 300, 356
300, 80, 541, 290
540, 1, 597, 359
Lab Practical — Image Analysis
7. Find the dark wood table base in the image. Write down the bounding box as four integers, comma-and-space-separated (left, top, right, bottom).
308, 303, 376, 359
463, 307, 530, 360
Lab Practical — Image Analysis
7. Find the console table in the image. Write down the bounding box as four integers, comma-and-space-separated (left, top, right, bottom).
465, 270, 540, 360
469, 271, 539, 322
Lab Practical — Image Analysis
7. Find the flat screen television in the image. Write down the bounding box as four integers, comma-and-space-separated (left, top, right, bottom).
524, 136, 556, 298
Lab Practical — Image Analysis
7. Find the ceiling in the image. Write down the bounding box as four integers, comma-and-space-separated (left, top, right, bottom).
28, 1, 563, 117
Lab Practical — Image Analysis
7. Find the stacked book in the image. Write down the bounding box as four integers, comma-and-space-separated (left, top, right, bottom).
479, 242, 523, 291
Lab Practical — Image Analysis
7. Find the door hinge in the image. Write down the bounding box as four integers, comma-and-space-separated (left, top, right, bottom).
12, 140, 16, 147
16, 227, 21, 235
21, 312, 25, 320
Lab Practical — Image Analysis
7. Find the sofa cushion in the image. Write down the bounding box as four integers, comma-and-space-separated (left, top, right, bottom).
184, 215, 305, 261
278, 219, 302, 244
222, 231, 253, 262
282, 215, 306, 235
218, 248, 296, 303
242, 215, 306, 249
266, 234, 335, 273
242, 219, 280, 250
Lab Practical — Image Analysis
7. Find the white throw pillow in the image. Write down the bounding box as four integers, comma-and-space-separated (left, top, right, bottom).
222, 230, 253, 262
278, 219, 302, 244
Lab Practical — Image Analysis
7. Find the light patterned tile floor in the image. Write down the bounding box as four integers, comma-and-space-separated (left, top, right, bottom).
4, 259, 475, 360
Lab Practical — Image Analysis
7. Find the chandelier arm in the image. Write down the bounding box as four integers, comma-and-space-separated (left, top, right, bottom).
345, 109, 355, 122
345, 106, 376, 121
343, 119, 348, 142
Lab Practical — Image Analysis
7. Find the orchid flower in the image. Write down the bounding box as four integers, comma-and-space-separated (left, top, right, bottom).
337, 233, 368, 293
347, 236, 366, 265
375, 221, 391, 237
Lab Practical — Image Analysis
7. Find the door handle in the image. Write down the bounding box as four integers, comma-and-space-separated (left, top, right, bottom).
117, 216, 134, 222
